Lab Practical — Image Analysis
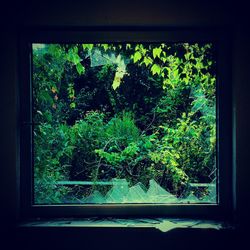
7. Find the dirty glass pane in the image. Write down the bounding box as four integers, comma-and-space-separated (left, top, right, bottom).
32, 42, 217, 204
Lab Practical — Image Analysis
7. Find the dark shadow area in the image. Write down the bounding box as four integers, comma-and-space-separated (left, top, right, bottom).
10, 226, 240, 250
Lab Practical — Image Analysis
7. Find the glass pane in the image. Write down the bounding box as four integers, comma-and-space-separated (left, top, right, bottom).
32, 42, 217, 204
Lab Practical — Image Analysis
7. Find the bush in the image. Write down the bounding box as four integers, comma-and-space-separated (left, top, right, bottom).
34, 123, 74, 204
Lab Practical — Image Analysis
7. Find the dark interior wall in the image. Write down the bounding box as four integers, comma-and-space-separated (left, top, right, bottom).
18, 1, 233, 27
232, 26, 250, 228
0, 0, 250, 242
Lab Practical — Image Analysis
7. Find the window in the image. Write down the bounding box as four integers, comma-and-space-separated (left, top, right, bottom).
19, 28, 232, 218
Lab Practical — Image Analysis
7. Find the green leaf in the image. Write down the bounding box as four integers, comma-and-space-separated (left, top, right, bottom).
82, 44, 94, 51
112, 76, 121, 90
70, 103, 76, 109
153, 47, 162, 59
151, 64, 161, 76
126, 44, 131, 50
102, 44, 109, 51
133, 51, 142, 63
162, 57, 167, 63
143, 57, 153, 67
76, 63, 85, 75
139, 45, 147, 55
173, 69, 179, 78
67, 49, 81, 65
135, 45, 140, 51
73, 54, 80, 65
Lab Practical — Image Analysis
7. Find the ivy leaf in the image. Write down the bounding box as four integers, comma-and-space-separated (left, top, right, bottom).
76, 63, 85, 75
135, 45, 140, 51
82, 44, 94, 51
143, 57, 153, 67
151, 64, 161, 75
153, 47, 162, 59
102, 44, 109, 51
139, 45, 147, 56
133, 51, 142, 63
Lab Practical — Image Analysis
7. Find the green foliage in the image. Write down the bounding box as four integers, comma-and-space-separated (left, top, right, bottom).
34, 123, 74, 204
70, 111, 106, 177
105, 112, 140, 145
133, 51, 142, 63
33, 42, 216, 203
153, 47, 162, 59
151, 64, 161, 76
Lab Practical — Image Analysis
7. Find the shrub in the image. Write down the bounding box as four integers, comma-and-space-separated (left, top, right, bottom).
34, 123, 74, 204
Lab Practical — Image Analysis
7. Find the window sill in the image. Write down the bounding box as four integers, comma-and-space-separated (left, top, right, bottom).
19, 217, 233, 233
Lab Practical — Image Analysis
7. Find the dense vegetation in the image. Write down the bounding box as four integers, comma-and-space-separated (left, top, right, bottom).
33, 42, 216, 204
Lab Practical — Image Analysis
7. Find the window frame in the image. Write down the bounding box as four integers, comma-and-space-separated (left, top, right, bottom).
18, 27, 233, 219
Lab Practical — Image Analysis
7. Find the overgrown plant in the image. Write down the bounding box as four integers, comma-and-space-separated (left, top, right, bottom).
32, 42, 216, 203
